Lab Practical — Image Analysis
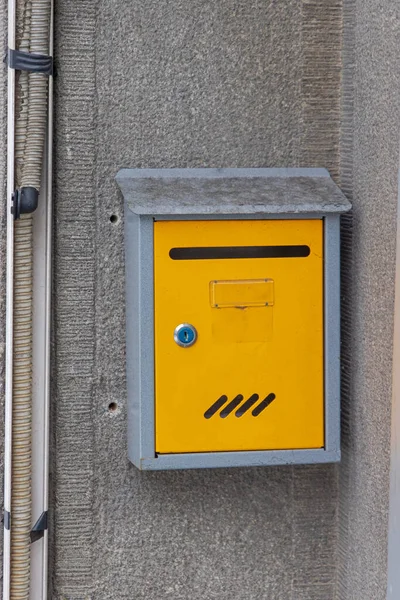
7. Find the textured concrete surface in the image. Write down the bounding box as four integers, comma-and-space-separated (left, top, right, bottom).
52, 1, 343, 599
1, 0, 397, 597
3, 0, 398, 598
50, 1, 97, 597
336, 1, 400, 599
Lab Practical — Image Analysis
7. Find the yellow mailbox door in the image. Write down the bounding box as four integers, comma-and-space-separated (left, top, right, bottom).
154, 219, 324, 454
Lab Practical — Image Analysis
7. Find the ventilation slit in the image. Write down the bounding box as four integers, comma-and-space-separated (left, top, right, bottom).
252, 393, 276, 416
220, 395, 244, 418
235, 394, 259, 417
204, 395, 228, 419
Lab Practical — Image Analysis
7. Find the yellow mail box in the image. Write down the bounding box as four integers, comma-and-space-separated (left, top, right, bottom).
118, 167, 351, 470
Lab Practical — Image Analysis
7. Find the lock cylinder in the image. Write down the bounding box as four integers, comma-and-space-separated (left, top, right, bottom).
174, 323, 197, 348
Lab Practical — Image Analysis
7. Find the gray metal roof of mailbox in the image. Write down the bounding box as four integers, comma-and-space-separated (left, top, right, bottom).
116, 168, 351, 216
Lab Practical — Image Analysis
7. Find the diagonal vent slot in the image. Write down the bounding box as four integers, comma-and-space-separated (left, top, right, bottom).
204, 395, 228, 419
220, 395, 244, 418
235, 394, 259, 417
252, 393, 276, 416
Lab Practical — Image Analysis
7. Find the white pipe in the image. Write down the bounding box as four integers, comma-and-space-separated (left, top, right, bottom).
386, 170, 400, 598
42, 4, 54, 593
4, 0, 17, 597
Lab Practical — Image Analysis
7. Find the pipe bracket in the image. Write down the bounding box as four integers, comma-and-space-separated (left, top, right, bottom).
30, 511, 48, 544
7, 48, 53, 76
3, 511, 11, 530
12, 187, 39, 220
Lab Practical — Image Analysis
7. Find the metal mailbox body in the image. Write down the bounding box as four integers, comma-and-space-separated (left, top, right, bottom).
117, 168, 351, 470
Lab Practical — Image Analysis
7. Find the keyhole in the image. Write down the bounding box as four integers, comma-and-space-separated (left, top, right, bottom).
174, 323, 197, 348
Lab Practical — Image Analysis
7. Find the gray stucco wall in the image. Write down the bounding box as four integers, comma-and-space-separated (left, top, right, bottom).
337, 1, 400, 598
0, 0, 398, 599
52, 1, 342, 599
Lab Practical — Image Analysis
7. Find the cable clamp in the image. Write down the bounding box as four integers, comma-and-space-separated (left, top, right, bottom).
7, 48, 53, 76
31, 511, 48, 543
3, 510, 11, 530
12, 187, 39, 220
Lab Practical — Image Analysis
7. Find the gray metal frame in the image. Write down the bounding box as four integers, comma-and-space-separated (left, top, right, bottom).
125, 212, 341, 470
121, 168, 349, 470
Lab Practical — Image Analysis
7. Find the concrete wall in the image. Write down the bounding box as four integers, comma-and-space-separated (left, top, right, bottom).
0, 0, 398, 598
337, 1, 400, 598
52, 2, 342, 599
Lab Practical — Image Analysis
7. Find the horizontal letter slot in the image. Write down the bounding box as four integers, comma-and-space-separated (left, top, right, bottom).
169, 245, 310, 260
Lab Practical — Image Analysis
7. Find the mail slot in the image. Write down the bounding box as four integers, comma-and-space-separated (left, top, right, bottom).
118, 167, 351, 470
